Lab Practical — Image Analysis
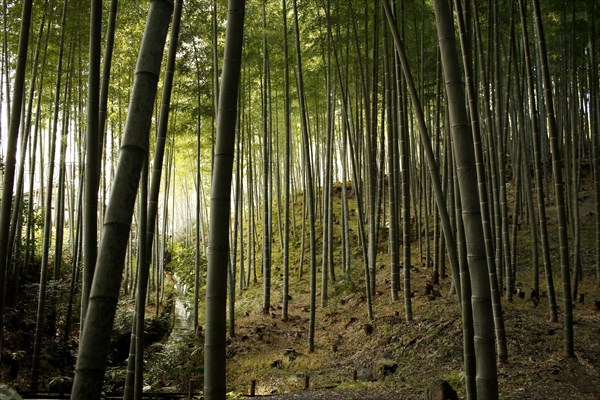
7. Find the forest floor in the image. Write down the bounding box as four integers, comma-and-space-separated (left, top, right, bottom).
1, 175, 600, 400
224, 259, 600, 400
222, 177, 600, 399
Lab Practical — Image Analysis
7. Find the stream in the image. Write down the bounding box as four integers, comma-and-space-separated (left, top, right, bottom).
141, 275, 202, 393
172, 277, 194, 333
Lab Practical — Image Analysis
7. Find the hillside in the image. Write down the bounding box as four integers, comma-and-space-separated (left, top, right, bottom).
1, 176, 600, 399
216, 178, 600, 399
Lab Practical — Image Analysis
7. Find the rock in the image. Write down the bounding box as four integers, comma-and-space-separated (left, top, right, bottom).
426, 379, 459, 400
374, 358, 398, 378
0, 385, 23, 400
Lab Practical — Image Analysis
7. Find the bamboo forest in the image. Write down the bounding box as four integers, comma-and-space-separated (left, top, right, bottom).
0, 0, 599, 399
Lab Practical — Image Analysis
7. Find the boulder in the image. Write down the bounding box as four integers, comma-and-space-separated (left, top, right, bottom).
426, 379, 459, 400
374, 358, 398, 378
0, 385, 22, 400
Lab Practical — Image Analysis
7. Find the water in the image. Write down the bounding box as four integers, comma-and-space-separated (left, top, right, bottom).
172, 276, 194, 333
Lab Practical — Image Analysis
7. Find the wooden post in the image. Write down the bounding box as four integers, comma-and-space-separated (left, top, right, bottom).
188, 379, 194, 398
250, 379, 256, 396
304, 375, 310, 390
353, 369, 357, 381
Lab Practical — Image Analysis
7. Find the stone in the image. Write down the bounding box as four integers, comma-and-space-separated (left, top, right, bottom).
374, 358, 398, 378
426, 379, 459, 400
0, 385, 22, 400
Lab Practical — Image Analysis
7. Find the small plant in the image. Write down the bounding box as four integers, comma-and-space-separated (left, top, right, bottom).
445, 370, 465, 393
226, 390, 245, 399
47, 375, 72, 393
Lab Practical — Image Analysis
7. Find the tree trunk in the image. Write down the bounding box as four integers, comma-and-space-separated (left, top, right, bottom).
0, 0, 32, 355
383, 17, 399, 302
433, 1, 499, 397
203, 0, 245, 398
261, 0, 272, 314
31, 0, 70, 388
531, 0, 574, 358
70, 2, 173, 398
516, 0, 558, 322
282, 0, 291, 321
455, 0, 508, 364
292, 0, 319, 351
382, 0, 461, 304
81, 0, 103, 331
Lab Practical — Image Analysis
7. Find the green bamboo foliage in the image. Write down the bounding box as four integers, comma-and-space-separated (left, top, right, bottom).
70, 2, 173, 398
0, 1, 595, 398
203, 0, 246, 398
